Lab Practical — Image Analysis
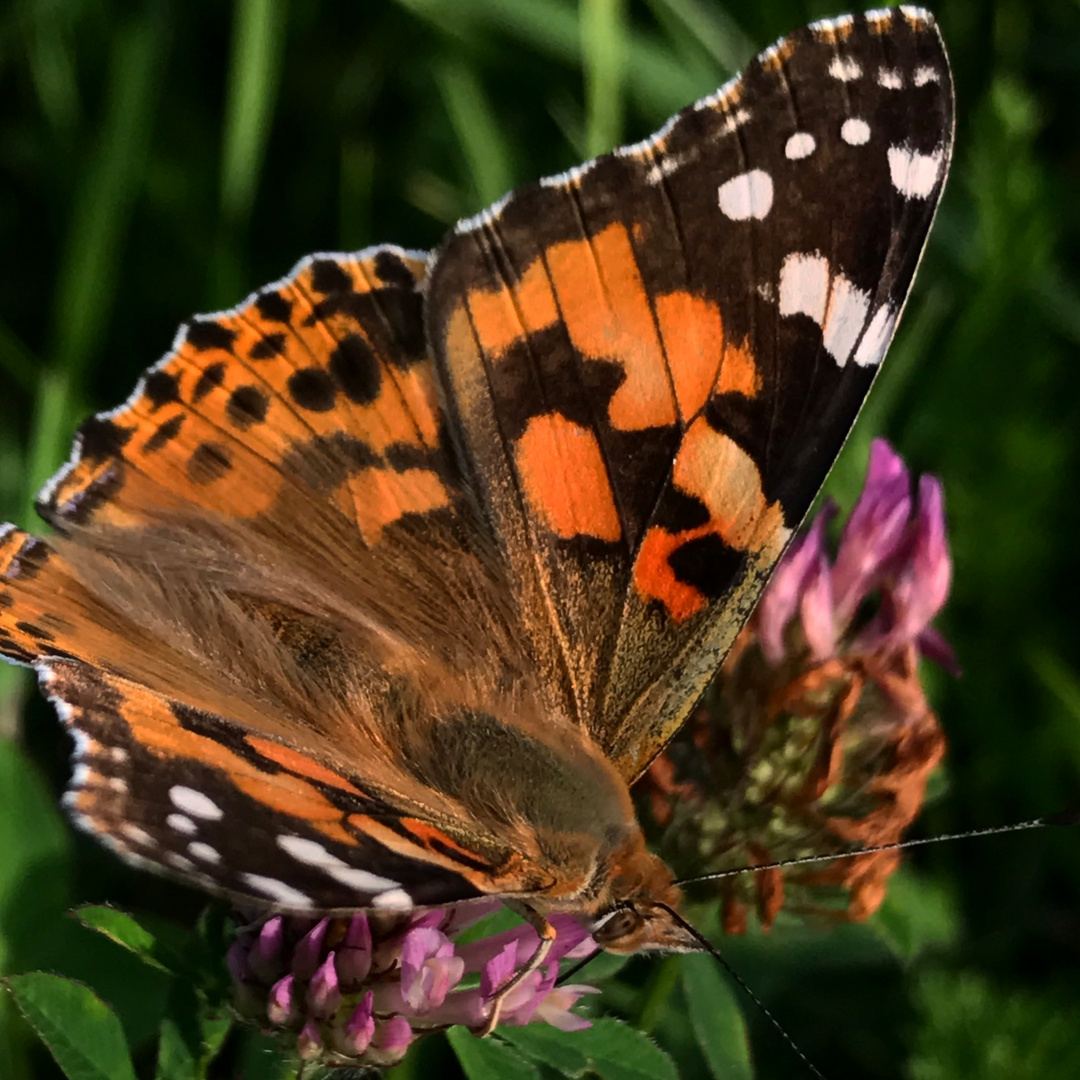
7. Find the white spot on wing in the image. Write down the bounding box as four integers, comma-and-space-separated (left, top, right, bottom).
277, 834, 400, 894
785, 132, 816, 160
241, 873, 316, 909
169, 785, 224, 821
107, 777, 127, 794
108, 747, 129, 764
718, 169, 774, 221
878, 67, 903, 89
166, 813, 198, 836
913, 65, 939, 86
829, 56, 862, 81
372, 888, 414, 911
188, 841, 221, 864
166, 853, 196, 873
719, 108, 751, 134
645, 153, 689, 185
823, 276, 872, 366
120, 824, 156, 848
888, 145, 945, 198
779, 253, 830, 325
841, 118, 871, 146
853, 305, 897, 367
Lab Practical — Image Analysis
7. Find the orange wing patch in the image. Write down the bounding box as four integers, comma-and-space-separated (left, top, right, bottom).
514, 414, 622, 542
464, 257, 560, 356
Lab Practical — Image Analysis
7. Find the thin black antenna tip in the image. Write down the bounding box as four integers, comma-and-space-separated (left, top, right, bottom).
1043, 805, 1080, 826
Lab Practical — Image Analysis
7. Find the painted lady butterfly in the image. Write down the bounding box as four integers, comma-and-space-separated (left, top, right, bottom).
0, 4, 952, 1009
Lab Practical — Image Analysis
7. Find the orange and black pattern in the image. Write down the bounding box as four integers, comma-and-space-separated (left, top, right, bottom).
0, 9, 952, 917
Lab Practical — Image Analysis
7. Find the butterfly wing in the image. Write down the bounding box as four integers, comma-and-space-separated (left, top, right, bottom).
2, 250, 637, 911
40, 247, 450, 544
427, 8, 953, 779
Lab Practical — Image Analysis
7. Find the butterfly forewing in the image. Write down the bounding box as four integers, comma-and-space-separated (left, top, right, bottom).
427, 8, 953, 779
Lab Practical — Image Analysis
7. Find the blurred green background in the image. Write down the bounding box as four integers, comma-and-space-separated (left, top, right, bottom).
2, 0, 1080, 1078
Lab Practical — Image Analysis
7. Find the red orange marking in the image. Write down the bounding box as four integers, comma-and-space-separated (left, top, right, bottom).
401, 817, 495, 866
633, 424, 788, 621
246, 735, 366, 797
349, 466, 451, 543
635, 525, 710, 621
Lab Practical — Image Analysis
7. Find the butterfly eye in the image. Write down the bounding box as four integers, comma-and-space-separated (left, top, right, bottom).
592, 907, 643, 946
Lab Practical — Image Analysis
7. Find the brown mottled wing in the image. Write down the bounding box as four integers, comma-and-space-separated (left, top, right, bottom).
426, 9, 953, 779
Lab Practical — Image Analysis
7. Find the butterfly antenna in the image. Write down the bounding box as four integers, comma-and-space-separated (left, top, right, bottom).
555, 946, 603, 986
656, 902, 828, 1080
673, 811, 1077, 887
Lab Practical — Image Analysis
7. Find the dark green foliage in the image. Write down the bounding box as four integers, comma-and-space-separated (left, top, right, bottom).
2, 1, 1080, 1077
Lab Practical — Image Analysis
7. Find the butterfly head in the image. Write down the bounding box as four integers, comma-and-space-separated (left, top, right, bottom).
587, 841, 701, 954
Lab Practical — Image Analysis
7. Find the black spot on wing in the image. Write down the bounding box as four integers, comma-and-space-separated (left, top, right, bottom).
668, 534, 746, 601
78, 417, 133, 464
255, 290, 293, 323
193, 363, 227, 403
187, 442, 232, 484
186, 320, 237, 353
143, 370, 181, 409
249, 333, 287, 360
329, 335, 381, 404
374, 250, 418, 290
145, 414, 186, 452
288, 368, 336, 412
309, 259, 353, 295
227, 386, 270, 429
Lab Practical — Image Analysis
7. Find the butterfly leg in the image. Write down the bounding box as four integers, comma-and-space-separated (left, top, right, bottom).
474, 904, 556, 1036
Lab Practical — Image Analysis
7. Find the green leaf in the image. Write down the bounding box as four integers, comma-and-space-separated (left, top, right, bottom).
219, 0, 287, 223
448, 1026, 541, 1080
567, 1018, 679, 1080
22, 3, 169, 526
4, 972, 137, 1080
155, 980, 232, 1080
680, 955, 752, 1080
501, 1019, 684, 1080
436, 60, 514, 208
498, 1023, 593, 1074
73, 906, 180, 974
73, 902, 198, 980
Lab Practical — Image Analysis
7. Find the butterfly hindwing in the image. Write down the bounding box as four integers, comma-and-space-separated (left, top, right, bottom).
39, 658, 497, 911
427, 8, 953, 778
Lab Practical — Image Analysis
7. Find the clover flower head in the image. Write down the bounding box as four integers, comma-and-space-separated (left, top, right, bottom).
639, 439, 956, 931
227, 902, 597, 1067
